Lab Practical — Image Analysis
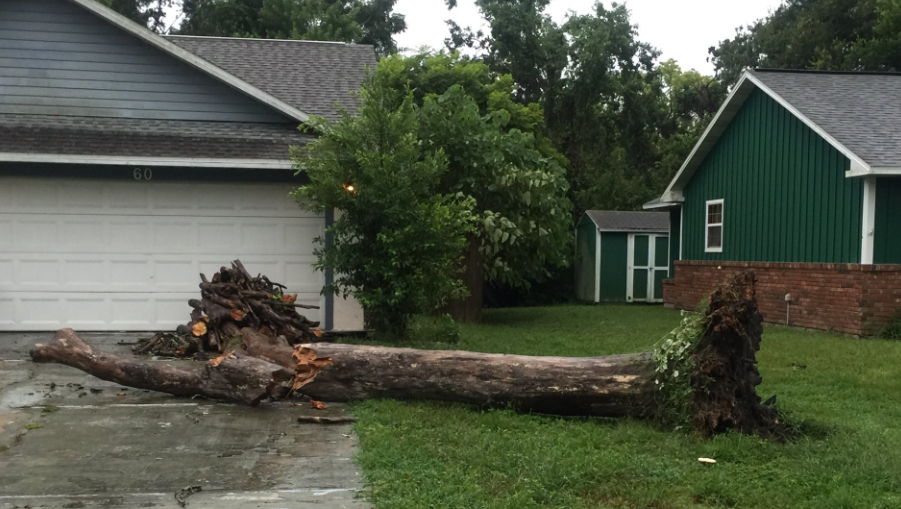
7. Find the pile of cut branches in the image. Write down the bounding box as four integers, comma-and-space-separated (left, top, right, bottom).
135, 260, 321, 357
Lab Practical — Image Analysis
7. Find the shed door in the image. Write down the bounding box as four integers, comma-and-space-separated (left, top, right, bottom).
627, 234, 668, 303
0, 177, 324, 331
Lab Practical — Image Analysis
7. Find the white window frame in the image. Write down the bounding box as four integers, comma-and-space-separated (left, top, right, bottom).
705, 199, 724, 253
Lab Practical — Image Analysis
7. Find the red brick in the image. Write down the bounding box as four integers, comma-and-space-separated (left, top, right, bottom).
665, 261, 901, 336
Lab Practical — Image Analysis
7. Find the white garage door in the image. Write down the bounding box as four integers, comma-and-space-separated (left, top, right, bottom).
0, 177, 324, 331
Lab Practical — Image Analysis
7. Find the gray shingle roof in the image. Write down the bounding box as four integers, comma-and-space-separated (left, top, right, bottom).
751, 69, 901, 167
584, 211, 669, 232
166, 36, 377, 121
0, 114, 313, 161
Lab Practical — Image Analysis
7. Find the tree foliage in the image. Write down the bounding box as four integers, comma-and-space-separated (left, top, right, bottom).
708, 0, 901, 83
177, 0, 406, 55
96, 0, 174, 32
447, 1, 721, 215
371, 53, 574, 287
292, 82, 476, 335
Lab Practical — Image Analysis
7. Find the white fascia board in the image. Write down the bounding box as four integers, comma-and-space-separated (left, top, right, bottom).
847, 165, 901, 177
67, 0, 310, 123
596, 229, 669, 233
642, 200, 680, 210
0, 153, 294, 169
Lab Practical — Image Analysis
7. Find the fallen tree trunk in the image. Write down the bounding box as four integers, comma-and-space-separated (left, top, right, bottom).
29, 271, 786, 437
31, 329, 297, 405
301, 345, 651, 417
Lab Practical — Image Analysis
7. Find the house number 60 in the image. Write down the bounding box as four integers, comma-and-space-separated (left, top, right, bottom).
133, 168, 153, 181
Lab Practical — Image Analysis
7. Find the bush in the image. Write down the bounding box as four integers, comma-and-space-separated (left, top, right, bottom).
293, 82, 477, 337
406, 314, 461, 344
878, 313, 901, 340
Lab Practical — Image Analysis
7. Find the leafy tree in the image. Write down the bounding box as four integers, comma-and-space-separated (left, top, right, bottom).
96, 0, 174, 32
292, 81, 476, 335
449, 1, 675, 213
652, 60, 727, 190
372, 53, 573, 289
848, 0, 901, 70
709, 0, 881, 84
178, 0, 405, 55
446, 2, 728, 217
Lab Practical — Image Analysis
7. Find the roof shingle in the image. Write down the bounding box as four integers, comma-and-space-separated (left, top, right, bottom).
751, 69, 901, 168
166, 36, 377, 121
584, 211, 669, 232
0, 114, 313, 161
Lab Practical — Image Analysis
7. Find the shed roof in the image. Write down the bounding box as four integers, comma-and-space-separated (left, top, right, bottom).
583, 211, 669, 232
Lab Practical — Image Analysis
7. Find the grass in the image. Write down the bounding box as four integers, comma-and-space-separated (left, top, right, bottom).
350, 305, 901, 509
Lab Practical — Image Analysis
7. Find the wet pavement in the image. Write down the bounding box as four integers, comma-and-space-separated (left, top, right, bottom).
0, 332, 368, 509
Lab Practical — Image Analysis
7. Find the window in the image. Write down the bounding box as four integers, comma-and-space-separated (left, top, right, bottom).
705, 199, 724, 253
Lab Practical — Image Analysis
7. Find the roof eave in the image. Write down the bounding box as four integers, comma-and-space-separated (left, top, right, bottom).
66, 0, 311, 123
0, 152, 295, 169
846, 164, 901, 177
642, 198, 681, 210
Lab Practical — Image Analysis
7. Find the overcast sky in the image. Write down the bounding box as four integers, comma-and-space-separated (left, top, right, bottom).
395, 0, 785, 74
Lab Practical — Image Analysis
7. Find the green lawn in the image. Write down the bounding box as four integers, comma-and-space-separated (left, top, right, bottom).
350, 305, 901, 509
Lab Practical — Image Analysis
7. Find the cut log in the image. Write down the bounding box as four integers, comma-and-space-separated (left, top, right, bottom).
31, 329, 295, 405
303, 344, 653, 417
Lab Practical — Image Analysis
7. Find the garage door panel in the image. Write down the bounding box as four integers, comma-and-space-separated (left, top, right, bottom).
0, 254, 321, 293
4, 216, 323, 255
0, 178, 315, 218
0, 258, 12, 285
0, 297, 14, 327
64, 260, 106, 285
109, 260, 152, 286
18, 259, 59, 285
3, 292, 324, 331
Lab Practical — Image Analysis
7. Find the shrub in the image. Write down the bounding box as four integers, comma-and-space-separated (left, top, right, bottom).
293, 82, 477, 337
407, 314, 461, 344
878, 313, 901, 340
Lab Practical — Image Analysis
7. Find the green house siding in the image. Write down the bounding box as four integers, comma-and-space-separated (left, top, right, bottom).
682, 90, 862, 263
575, 216, 598, 301
874, 177, 901, 264
599, 232, 629, 301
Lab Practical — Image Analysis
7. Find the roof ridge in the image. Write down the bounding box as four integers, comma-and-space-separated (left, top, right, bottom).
164, 34, 368, 47
754, 68, 901, 77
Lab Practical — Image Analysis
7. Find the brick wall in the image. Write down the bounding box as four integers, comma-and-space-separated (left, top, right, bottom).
664, 261, 901, 336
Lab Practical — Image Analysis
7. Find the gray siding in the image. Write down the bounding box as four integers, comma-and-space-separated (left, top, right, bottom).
0, 0, 290, 123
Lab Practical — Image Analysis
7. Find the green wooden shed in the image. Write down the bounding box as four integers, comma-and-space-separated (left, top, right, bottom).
575, 211, 670, 303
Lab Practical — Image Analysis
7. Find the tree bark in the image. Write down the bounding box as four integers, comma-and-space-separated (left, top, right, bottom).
303, 343, 653, 417
31, 329, 295, 406
440, 236, 483, 323
31, 329, 653, 417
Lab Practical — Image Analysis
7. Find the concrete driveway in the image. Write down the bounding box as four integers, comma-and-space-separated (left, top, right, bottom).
0, 332, 368, 509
